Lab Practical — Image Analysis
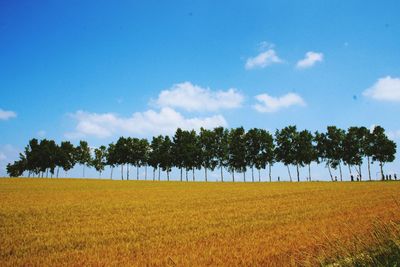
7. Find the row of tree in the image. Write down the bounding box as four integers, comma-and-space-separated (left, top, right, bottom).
6, 125, 397, 182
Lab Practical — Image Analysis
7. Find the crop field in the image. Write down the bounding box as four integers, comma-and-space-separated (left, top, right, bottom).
1, 179, 400, 266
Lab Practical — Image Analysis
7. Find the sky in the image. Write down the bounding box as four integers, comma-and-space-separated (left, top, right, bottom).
1, 0, 400, 180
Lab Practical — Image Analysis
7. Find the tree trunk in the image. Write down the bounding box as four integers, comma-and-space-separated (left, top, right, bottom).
167, 170, 170, 181
327, 164, 333, 181
153, 168, 155, 181
296, 164, 300, 182
110, 167, 113, 180
46, 169, 49, 178
286, 165, 292, 182
380, 162, 384, 180
186, 168, 188, 182
232, 170, 235, 182
205, 168, 208, 182
137, 166, 139, 180
252, 167, 254, 182
269, 164, 272, 182
57, 167, 60, 178
308, 164, 311, 181
258, 168, 261, 182
127, 165, 129, 180
220, 166, 224, 182
243, 171, 246, 182
158, 168, 161, 181
121, 165, 124, 180
180, 168, 183, 182
145, 165, 147, 180
358, 164, 362, 181
339, 163, 343, 182
367, 156, 371, 181
348, 164, 353, 181
192, 168, 195, 181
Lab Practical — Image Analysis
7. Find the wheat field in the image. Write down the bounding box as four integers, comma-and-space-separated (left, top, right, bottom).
0, 178, 399, 266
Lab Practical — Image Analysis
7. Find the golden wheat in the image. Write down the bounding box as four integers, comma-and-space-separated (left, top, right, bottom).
0, 178, 399, 266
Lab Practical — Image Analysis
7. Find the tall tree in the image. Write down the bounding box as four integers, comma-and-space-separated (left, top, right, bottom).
149, 136, 163, 181
258, 129, 275, 182
371, 126, 396, 180
326, 126, 345, 181
172, 128, 185, 181
199, 128, 218, 182
275, 126, 297, 182
296, 130, 316, 181
159, 136, 173, 181
106, 143, 117, 179
75, 140, 92, 178
343, 127, 364, 181
93, 146, 107, 178
228, 127, 247, 182
214, 127, 229, 182
245, 128, 261, 182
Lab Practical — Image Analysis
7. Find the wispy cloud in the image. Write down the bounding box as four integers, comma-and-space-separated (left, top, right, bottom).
0, 109, 17, 120
363, 76, 400, 102
245, 49, 283, 70
296, 51, 323, 69
66, 107, 227, 139
253, 93, 306, 113
154, 82, 244, 112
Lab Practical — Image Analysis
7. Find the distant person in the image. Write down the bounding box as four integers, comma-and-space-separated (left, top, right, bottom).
351, 175, 354, 182
386, 175, 389, 180
335, 176, 338, 182
389, 174, 392, 180
356, 175, 360, 181
395, 173, 397, 180
278, 176, 280, 182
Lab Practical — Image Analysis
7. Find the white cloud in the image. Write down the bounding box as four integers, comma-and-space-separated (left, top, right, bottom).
154, 82, 244, 112
253, 93, 306, 113
296, 51, 323, 69
363, 76, 400, 102
0, 109, 17, 120
66, 107, 227, 139
245, 49, 283, 70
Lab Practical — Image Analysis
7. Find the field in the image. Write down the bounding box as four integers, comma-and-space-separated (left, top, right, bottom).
1, 179, 400, 266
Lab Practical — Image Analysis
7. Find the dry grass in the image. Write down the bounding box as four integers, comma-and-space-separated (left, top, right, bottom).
0, 178, 399, 266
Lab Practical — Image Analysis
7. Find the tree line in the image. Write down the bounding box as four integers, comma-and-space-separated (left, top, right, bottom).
6, 125, 397, 182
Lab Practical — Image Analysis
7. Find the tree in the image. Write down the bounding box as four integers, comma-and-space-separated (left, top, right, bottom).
245, 128, 261, 182
106, 143, 117, 179
149, 135, 163, 181
371, 126, 396, 180
57, 141, 76, 177
115, 137, 130, 180
75, 141, 92, 178
93, 146, 107, 177
258, 129, 275, 182
6, 154, 26, 177
199, 128, 218, 182
275, 126, 297, 182
139, 139, 150, 180
159, 136, 173, 181
214, 127, 229, 182
326, 126, 345, 181
172, 128, 185, 181
228, 127, 247, 182
296, 130, 316, 181
343, 127, 364, 181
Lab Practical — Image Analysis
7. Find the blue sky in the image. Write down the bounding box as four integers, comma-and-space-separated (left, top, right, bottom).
1, 1, 400, 180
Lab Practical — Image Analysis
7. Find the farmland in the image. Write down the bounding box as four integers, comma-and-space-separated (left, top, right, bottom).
1, 179, 400, 266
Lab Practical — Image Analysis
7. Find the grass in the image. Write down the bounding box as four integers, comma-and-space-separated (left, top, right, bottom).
0, 178, 399, 266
